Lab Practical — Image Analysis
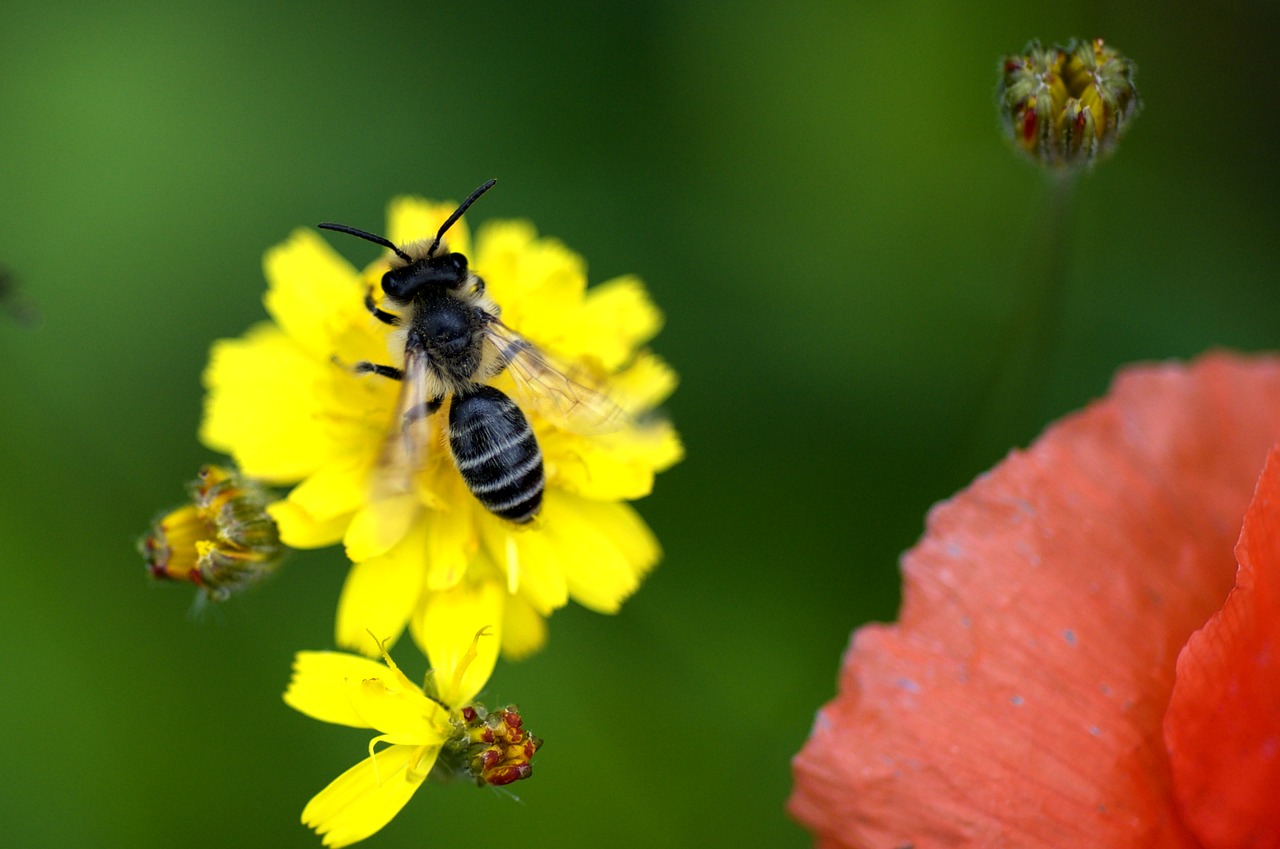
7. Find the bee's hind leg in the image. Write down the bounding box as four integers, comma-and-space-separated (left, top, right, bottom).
402, 397, 443, 429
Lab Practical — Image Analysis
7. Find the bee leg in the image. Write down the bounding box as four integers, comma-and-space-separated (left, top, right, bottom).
402, 397, 443, 429
353, 362, 404, 381
365, 287, 401, 326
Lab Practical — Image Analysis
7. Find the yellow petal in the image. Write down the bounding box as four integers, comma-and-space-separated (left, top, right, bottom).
478, 517, 567, 616
336, 521, 428, 656
263, 229, 366, 360
474, 220, 586, 344
543, 493, 660, 613
268, 499, 349, 549
611, 352, 679, 412
412, 580, 504, 706
387, 197, 472, 258
471, 220, 539, 299
287, 456, 374, 523
343, 678, 448, 741
343, 494, 420, 562
501, 592, 548, 660
284, 651, 396, 728
543, 420, 682, 501
422, 504, 479, 592
566, 275, 663, 371
200, 325, 340, 482
301, 744, 434, 849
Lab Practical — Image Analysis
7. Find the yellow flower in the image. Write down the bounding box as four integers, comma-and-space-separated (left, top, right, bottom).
285, 624, 540, 847
202, 193, 681, 658
140, 465, 282, 601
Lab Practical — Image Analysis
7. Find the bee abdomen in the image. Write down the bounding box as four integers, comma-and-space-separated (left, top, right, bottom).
449, 386, 544, 523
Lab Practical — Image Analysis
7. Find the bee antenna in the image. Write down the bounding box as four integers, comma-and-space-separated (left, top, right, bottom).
318, 222, 413, 264
428, 179, 497, 256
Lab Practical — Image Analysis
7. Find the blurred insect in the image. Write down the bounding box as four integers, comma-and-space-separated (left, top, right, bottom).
0, 266, 41, 328
319, 179, 621, 524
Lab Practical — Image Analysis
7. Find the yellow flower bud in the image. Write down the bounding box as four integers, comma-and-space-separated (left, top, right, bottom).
1000, 38, 1139, 168
141, 465, 283, 601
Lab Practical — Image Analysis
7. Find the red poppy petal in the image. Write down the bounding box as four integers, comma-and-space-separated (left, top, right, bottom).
1164, 444, 1280, 849
791, 353, 1280, 849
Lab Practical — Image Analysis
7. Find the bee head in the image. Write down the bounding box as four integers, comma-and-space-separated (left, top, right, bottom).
319, 179, 497, 304
380, 251, 470, 301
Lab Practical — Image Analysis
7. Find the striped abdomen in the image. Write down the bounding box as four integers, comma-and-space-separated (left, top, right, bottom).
448, 385, 544, 523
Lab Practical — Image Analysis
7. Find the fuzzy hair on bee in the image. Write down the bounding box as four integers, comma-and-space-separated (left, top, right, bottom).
319, 179, 624, 525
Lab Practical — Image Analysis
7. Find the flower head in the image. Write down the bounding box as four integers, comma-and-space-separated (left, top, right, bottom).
202, 192, 681, 658
1000, 38, 1139, 169
286, 625, 541, 847
140, 464, 282, 601
436, 702, 543, 787
790, 353, 1280, 848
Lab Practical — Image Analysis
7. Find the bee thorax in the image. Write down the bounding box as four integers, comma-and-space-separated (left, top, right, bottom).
407, 293, 485, 384
419, 309, 471, 349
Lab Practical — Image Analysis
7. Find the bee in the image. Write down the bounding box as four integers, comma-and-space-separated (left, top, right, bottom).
319, 179, 620, 524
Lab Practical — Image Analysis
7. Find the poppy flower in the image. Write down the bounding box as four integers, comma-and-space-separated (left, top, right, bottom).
790, 352, 1280, 848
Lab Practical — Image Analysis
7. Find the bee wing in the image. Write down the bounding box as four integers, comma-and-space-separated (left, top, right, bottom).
372, 346, 439, 498
482, 316, 626, 434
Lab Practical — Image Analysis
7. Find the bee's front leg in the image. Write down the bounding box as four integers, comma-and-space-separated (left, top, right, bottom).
354, 362, 404, 381
365, 287, 401, 326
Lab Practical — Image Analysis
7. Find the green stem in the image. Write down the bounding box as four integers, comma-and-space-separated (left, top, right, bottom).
963, 170, 1078, 467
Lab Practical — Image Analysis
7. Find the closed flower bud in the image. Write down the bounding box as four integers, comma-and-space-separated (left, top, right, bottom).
141, 465, 282, 601
1000, 38, 1139, 168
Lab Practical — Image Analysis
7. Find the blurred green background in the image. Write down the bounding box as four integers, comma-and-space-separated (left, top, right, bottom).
2, 1, 1277, 846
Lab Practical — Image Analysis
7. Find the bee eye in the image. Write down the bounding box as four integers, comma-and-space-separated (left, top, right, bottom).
427, 252, 470, 289
382, 266, 415, 300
